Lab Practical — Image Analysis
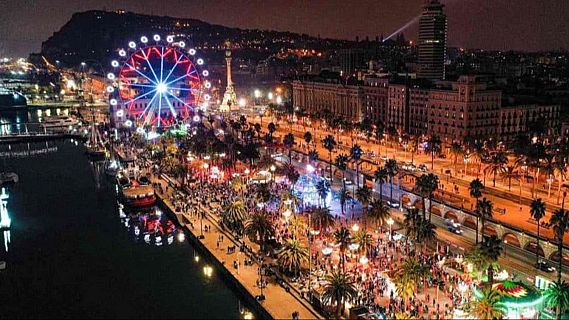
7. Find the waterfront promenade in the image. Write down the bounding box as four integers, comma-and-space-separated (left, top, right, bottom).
151, 173, 323, 320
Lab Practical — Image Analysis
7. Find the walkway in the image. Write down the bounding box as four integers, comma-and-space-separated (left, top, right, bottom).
152, 173, 323, 320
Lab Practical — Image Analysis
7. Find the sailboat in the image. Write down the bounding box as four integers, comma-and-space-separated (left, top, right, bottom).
85, 110, 107, 160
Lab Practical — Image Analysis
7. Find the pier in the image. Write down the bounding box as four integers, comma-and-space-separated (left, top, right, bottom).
150, 172, 323, 320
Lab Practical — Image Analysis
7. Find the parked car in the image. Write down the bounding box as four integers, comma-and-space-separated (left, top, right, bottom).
387, 201, 400, 208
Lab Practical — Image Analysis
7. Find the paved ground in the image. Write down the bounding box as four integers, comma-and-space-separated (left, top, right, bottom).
152, 173, 323, 320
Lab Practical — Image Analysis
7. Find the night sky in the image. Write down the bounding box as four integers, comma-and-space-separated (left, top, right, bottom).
0, 0, 568, 56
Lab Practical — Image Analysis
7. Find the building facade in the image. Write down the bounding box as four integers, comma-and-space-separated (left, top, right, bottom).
417, 0, 447, 81
500, 104, 561, 141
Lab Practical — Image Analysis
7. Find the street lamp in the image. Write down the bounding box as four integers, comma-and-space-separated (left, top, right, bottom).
386, 218, 394, 241
254, 89, 261, 99
351, 223, 360, 232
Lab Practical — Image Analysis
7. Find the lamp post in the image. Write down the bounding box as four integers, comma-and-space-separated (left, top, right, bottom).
270, 165, 276, 183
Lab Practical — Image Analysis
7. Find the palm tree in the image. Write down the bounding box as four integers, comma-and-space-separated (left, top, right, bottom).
353, 230, 372, 255
465, 288, 506, 320
501, 161, 522, 191
222, 199, 248, 231
321, 271, 357, 317
374, 167, 388, 202
416, 219, 437, 251
322, 134, 337, 182
277, 238, 308, 276
244, 210, 275, 252
479, 235, 503, 284
427, 134, 442, 170
283, 133, 295, 162
530, 198, 546, 266
374, 120, 385, 157
404, 207, 421, 241
392, 271, 415, 303
544, 280, 569, 320
396, 256, 426, 295
385, 159, 398, 204
415, 173, 439, 221
550, 208, 569, 284
335, 154, 349, 189
339, 187, 350, 217
350, 144, 363, 188
484, 151, 507, 186
355, 186, 372, 228
475, 197, 493, 245
469, 178, 484, 210
450, 141, 463, 173
308, 149, 319, 164
333, 227, 351, 272
312, 206, 335, 233
316, 179, 330, 207
303, 131, 312, 148
368, 200, 391, 229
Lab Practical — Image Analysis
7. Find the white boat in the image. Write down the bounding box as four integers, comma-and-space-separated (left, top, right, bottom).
0, 172, 18, 185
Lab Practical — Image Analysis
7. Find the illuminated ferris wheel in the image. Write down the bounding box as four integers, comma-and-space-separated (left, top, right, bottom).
107, 35, 211, 128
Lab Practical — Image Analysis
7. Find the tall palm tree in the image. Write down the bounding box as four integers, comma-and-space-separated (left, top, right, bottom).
385, 159, 398, 204
416, 219, 437, 251
303, 131, 312, 148
374, 120, 385, 157
368, 199, 391, 229
404, 207, 421, 241
322, 134, 337, 182
465, 288, 506, 320
427, 134, 442, 170
550, 208, 569, 284
335, 153, 349, 189
415, 173, 439, 221
374, 167, 388, 202
501, 161, 522, 191
392, 271, 415, 303
321, 271, 357, 317
355, 186, 372, 228
316, 179, 330, 207
283, 133, 295, 162
222, 199, 248, 231
353, 230, 372, 255
544, 280, 569, 320
475, 197, 493, 245
450, 141, 463, 173
339, 187, 350, 217
244, 210, 275, 252
469, 178, 484, 210
484, 151, 508, 187
277, 238, 308, 276
311, 206, 335, 233
530, 198, 546, 266
333, 227, 351, 273
308, 149, 319, 164
350, 144, 363, 188
479, 235, 503, 284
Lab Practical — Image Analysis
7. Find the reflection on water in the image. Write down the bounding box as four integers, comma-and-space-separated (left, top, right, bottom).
118, 203, 183, 247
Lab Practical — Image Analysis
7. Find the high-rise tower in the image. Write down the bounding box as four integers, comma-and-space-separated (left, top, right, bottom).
220, 48, 238, 112
417, 0, 447, 81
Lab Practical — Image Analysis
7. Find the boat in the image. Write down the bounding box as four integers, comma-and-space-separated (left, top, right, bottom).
0, 172, 18, 185
41, 115, 79, 132
104, 159, 120, 177
85, 113, 107, 160
117, 172, 156, 207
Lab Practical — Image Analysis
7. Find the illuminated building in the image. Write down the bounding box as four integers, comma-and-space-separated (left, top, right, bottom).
417, 0, 447, 81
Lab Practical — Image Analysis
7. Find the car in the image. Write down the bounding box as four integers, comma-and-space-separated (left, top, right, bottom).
418, 164, 428, 172
380, 156, 389, 161
387, 201, 400, 208
444, 219, 463, 234
536, 260, 555, 273
344, 179, 353, 185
